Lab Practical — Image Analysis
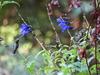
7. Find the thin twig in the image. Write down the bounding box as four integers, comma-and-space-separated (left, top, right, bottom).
96, 0, 98, 7
84, 19, 92, 75
85, 53, 92, 75
83, 15, 90, 29
18, 12, 32, 28
18, 12, 27, 24
67, 30, 76, 46
95, 40, 98, 75
82, 23, 91, 75
94, 0, 99, 74
46, 7, 61, 44
82, 11, 92, 75
34, 36, 46, 50
60, 17, 75, 45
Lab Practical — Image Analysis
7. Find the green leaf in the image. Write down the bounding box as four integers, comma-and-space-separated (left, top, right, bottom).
90, 65, 96, 74
1, 1, 20, 8
77, 71, 89, 75
26, 61, 35, 74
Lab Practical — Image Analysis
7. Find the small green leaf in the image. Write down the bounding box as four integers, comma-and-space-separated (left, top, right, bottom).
26, 61, 35, 74
1, 1, 20, 8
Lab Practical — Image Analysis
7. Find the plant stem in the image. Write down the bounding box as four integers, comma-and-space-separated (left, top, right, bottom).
46, 7, 61, 44
95, 0, 98, 7
94, 37, 98, 75
85, 54, 92, 75
94, 0, 99, 74
83, 15, 90, 29
67, 30, 74, 46
82, 14, 92, 75
60, 17, 75, 45
18, 12, 27, 24
34, 36, 46, 50
18, 12, 32, 28
83, 13, 91, 73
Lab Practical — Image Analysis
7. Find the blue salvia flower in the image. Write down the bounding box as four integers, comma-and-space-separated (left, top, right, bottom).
20, 23, 32, 36
57, 17, 73, 32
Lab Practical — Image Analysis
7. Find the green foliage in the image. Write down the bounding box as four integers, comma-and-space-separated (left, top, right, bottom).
26, 61, 35, 74
0, 0, 20, 9
1, 1, 20, 8
26, 45, 91, 75
25, 38, 99, 75
0, 0, 100, 75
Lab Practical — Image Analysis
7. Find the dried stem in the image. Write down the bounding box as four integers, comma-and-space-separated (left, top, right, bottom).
95, 0, 98, 7
66, 26, 76, 46
18, 12, 27, 24
46, 7, 61, 44
34, 36, 46, 50
83, 15, 90, 29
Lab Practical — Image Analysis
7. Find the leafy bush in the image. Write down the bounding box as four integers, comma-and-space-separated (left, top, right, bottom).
0, 0, 100, 75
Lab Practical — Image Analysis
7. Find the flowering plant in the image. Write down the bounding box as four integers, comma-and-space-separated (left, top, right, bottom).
57, 17, 73, 32
20, 23, 32, 36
